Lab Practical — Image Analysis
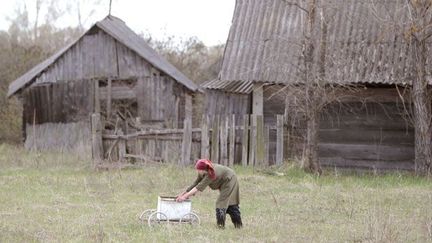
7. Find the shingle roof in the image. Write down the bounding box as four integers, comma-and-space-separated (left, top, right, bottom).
8, 15, 198, 97
204, 0, 425, 94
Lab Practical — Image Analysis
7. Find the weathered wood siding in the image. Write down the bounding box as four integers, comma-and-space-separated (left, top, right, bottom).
21, 26, 192, 158
35, 29, 118, 83
25, 121, 91, 156
23, 79, 93, 124
22, 80, 93, 154
32, 27, 188, 128
263, 85, 286, 164
265, 86, 414, 169
204, 90, 250, 162
320, 96, 414, 170
204, 90, 250, 117
263, 85, 285, 124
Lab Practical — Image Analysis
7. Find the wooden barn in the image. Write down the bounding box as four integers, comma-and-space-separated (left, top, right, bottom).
8, 15, 199, 159
203, 0, 422, 170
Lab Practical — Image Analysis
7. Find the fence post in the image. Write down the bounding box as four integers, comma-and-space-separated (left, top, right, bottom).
91, 113, 103, 162
264, 126, 270, 166
276, 115, 284, 165
242, 115, 249, 166
255, 115, 265, 167
94, 79, 100, 113
220, 116, 228, 165
181, 117, 192, 165
229, 114, 235, 167
134, 117, 142, 162
106, 77, 112, 119
118, 130, 126, 162
201, 115, 210, 159
248, 114, 256, 166
211, 116, 220, 163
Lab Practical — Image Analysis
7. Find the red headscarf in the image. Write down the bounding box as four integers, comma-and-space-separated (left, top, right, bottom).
195, 159, 216, 180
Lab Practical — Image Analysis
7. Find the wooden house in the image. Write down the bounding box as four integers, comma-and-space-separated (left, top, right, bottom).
203, 0, 421, 170
8, 15, 199, 158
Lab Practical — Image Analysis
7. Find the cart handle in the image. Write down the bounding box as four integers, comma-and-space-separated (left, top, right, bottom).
159, 196, 191, 202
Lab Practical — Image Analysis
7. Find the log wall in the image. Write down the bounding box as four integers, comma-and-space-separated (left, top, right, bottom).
204, 86, 415, 170
319, 100, 414, 170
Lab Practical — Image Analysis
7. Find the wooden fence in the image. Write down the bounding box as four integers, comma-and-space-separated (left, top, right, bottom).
92, 113, 286, 167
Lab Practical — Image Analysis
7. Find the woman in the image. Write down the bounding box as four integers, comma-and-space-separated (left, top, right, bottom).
176, 159, 242, 229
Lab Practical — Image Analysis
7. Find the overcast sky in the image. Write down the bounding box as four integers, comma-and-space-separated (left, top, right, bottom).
0, 0, 235, 46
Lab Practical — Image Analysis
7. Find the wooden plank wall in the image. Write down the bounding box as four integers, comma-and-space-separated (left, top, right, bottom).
319, 101, 414, 170
25, 121, 91, 156
35, 29, 118, 84
205, 86, 415, 170
204, 90, 250, 120
103, 114, 284, 166
24, 27, 195, 158
135, 75, 186, 128
263, 85, 286, 164
204, 90, 251, 162
31, 27, 189, 128
23, 79, 93, 124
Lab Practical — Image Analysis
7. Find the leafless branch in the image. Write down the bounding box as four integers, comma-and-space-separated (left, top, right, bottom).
281, 0, 309, 14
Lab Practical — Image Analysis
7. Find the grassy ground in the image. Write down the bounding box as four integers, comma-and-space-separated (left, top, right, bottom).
0, 144, 432, 242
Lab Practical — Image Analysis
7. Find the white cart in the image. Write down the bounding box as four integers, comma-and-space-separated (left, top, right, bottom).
139, 196, 200, 227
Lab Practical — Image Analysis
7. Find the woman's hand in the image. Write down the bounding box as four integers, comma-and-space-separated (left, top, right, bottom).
176, 191, 186, 202
176, 187, 198, 202
176, 195, 187, 202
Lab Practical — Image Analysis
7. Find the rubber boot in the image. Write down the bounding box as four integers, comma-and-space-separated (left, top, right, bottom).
227, 205, 243, 228
215, 208, 226, 229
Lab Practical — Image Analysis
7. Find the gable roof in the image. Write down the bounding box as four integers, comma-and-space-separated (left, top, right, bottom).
204, 0, 428, 94
8, 15, 198, 97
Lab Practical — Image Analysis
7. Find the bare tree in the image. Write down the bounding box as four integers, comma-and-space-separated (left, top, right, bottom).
146, 36, 224, 84
405, 0, 432, 175
278, 0, 352, 174
0, 0, 98, 143
376, 0, 432, 175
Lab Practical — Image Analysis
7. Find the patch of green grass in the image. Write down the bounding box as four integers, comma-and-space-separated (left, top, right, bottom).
0, 144, 432, 242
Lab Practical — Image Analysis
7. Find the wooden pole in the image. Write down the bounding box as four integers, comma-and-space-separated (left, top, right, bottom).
211, 116, 220, 163
91, 113, 103, 162
185, 94, 193, 123
181, 117, 192, 165
220, 116, 228, 165
94, 79, 100, 114
201, 115, 210, 159
248, 114, 256, 167
252, 83, 264, 115
107, 77, 112, 119
242, 115, 249, 166
264, 126, 270, 166
276, 115, 284, 165
256, 115, 265, 167
32, 108, 36, 151
118, 130, 126, 162
229, 114, 235, 167
135, 117, 142, 162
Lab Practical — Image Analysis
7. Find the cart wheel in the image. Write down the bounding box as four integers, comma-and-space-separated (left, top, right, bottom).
138, 209, 156, 222
148, 211, 169, 227
180, 212, 200, 225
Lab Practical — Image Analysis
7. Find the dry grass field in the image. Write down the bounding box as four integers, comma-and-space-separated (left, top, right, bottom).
0, 144, 432, 242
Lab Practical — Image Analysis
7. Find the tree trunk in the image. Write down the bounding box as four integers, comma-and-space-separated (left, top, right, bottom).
302, 0, 323, 175
305, 109, 322, 175
411, 38, 432, 175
